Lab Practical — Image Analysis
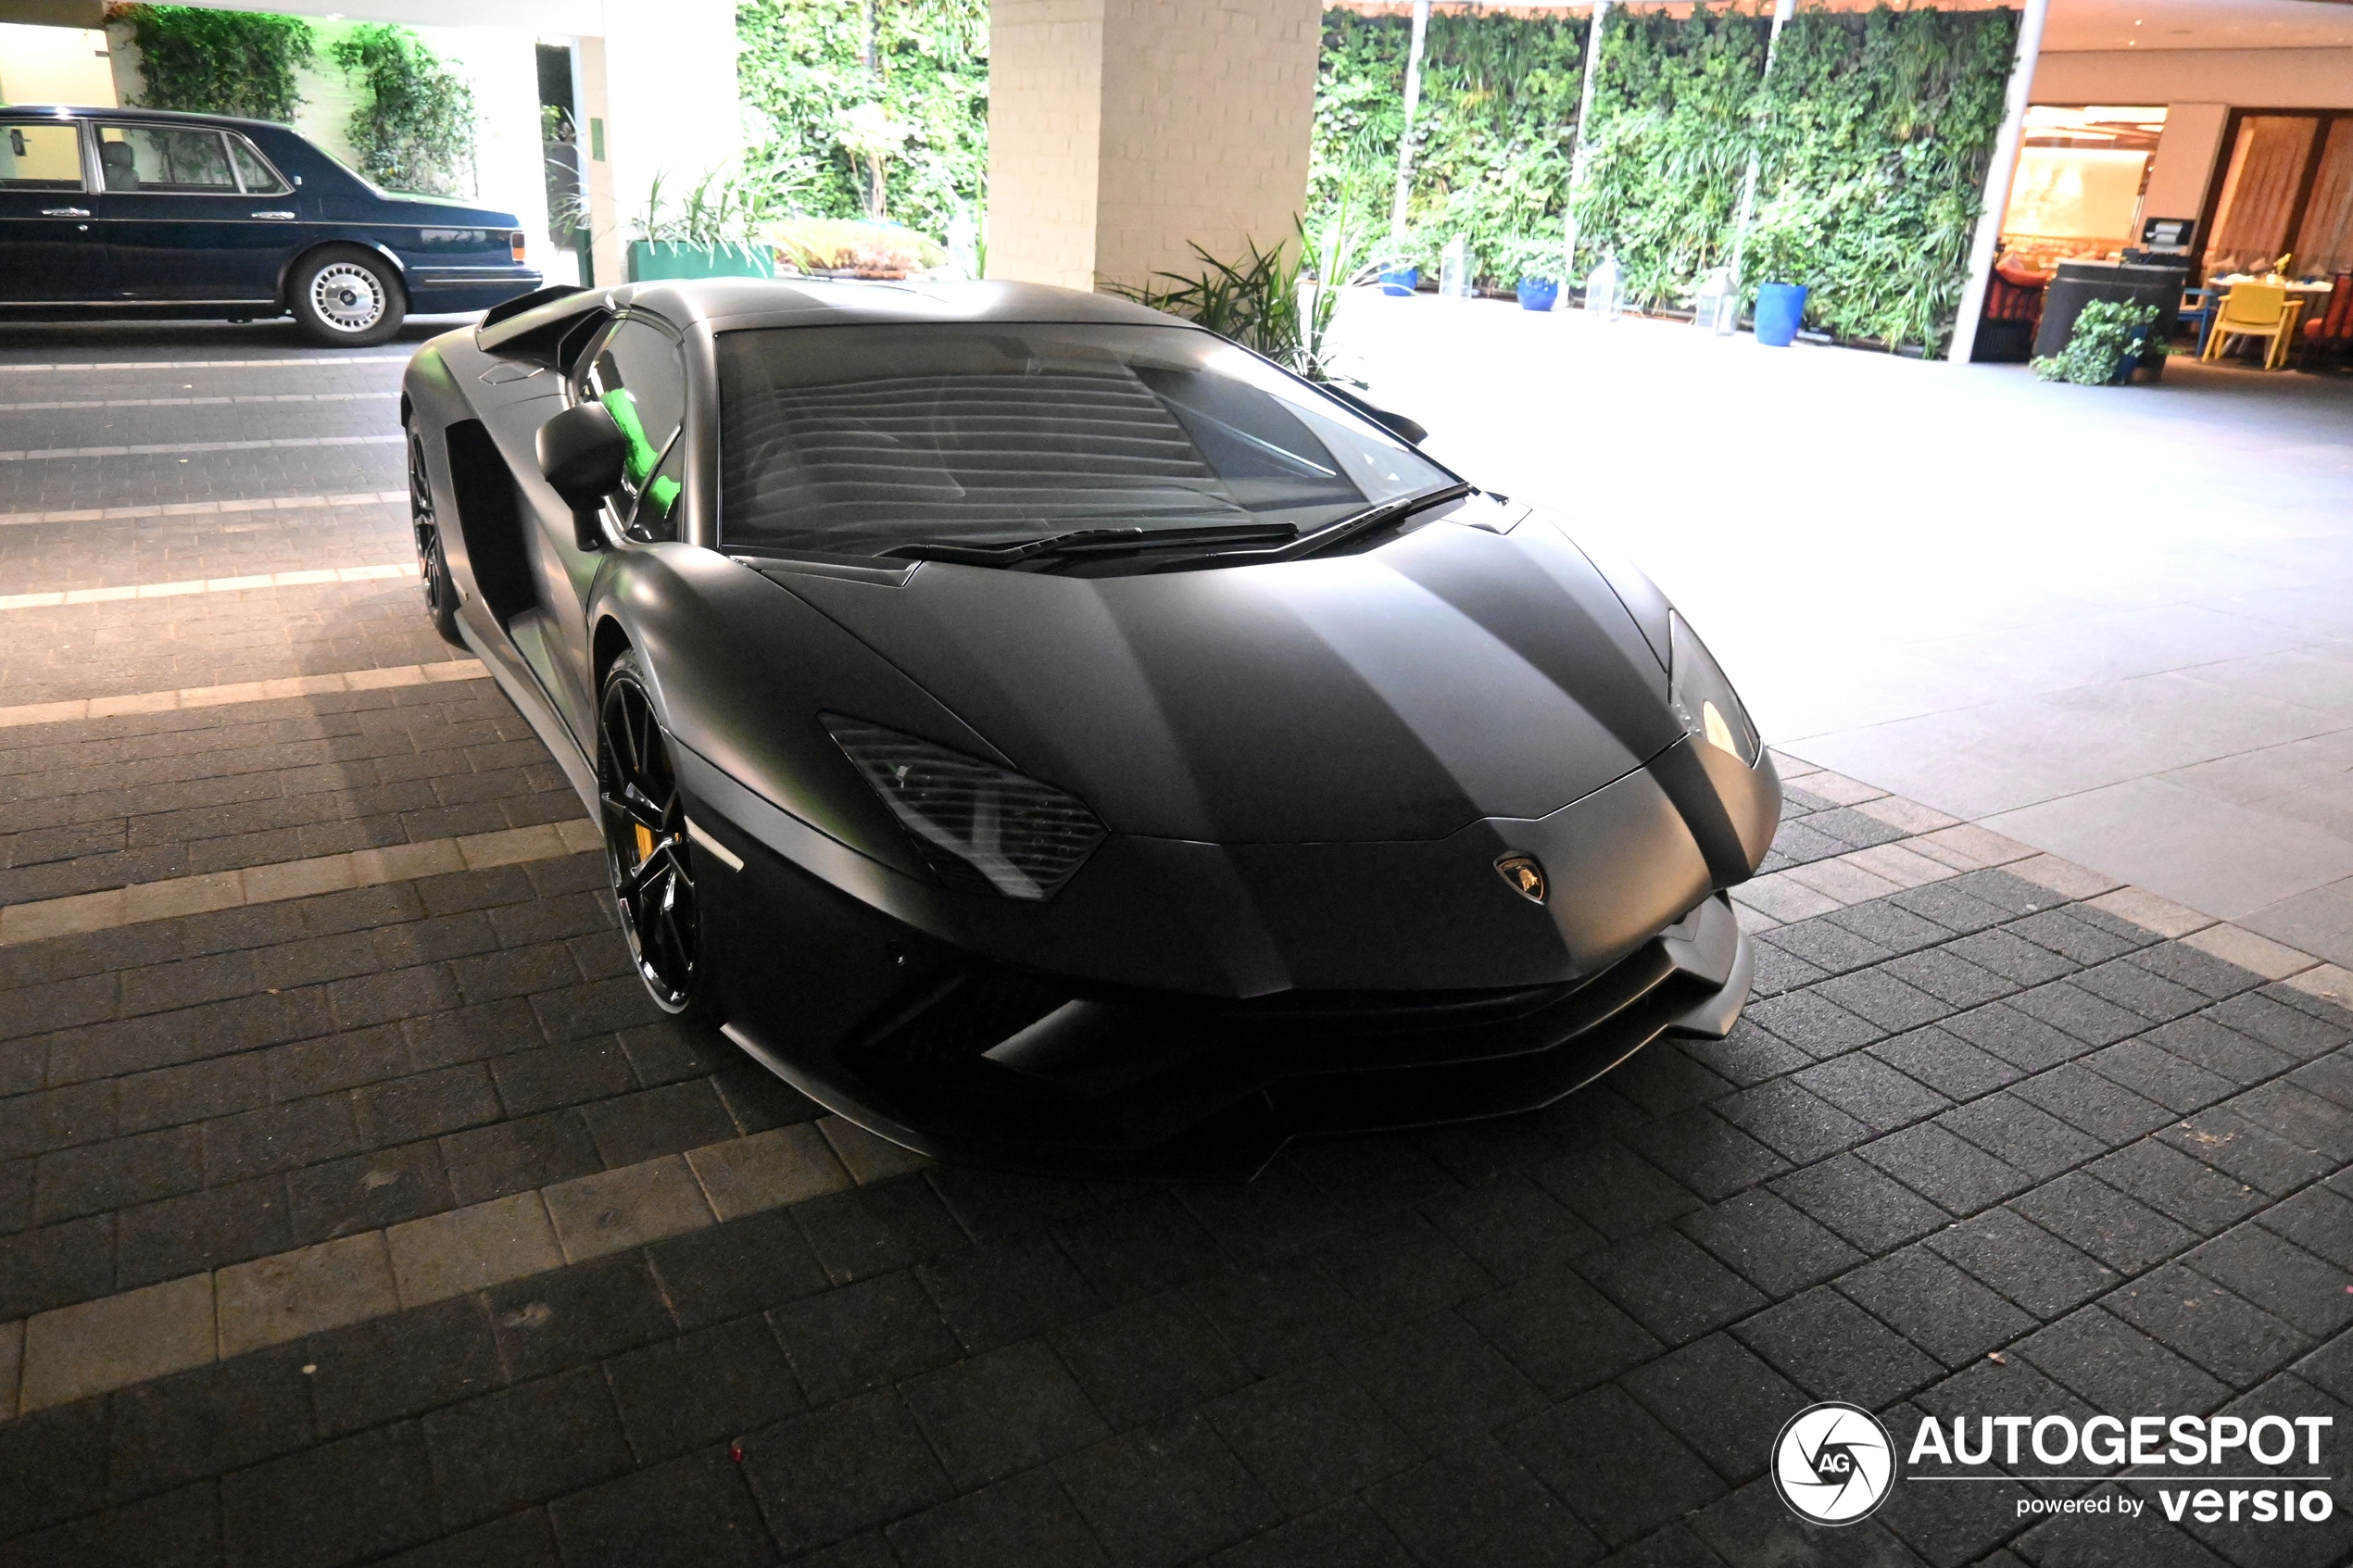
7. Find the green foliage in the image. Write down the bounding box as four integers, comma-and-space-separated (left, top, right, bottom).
1309, 3, 2016, 351
1745, 6, 2019, 355
772, 217, 950, 274
736, 0, 988, 240
1310, 9, 1587, 286
1110, 220, 1354, 383
634, 163, 803, 246
2031, 299, 2160, 384
330, 24, 479, 198
1569, 6, 1768, 310
108, 4, 315, 124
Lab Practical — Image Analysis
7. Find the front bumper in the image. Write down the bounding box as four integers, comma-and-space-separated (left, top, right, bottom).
711, 872, 1753, 1179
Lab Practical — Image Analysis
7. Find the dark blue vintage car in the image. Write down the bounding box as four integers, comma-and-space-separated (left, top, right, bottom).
0, 105, 543, 345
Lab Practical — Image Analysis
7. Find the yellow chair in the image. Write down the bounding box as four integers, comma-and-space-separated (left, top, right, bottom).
2201, 282, 2296, 370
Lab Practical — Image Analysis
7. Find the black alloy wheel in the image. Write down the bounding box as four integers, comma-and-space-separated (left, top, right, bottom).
598, 656, 700, 1014
409, 428, 460, 646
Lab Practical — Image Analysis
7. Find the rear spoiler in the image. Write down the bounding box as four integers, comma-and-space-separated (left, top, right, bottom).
475, 284, 608, 370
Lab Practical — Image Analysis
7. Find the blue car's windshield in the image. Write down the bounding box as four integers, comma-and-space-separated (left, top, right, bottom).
714, 322, 1453, 557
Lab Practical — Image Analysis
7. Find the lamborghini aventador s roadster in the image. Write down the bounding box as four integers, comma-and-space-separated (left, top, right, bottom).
399, 277, 1780, 1175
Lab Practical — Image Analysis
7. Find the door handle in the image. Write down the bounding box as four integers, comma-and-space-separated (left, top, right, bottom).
40, 207, 91, 218
250, 210, 296, 220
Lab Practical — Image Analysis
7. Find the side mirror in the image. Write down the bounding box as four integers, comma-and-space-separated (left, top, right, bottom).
536, 401, 626, 537
1324, 384, 1428, 445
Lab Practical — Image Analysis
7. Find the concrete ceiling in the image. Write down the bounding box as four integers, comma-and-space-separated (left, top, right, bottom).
2044, 0, 2353, 52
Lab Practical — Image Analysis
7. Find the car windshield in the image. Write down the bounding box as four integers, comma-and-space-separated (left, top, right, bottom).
715, 321, 1453, 557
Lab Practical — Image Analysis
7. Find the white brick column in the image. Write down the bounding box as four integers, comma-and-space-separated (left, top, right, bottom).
988, 0, 1324, 293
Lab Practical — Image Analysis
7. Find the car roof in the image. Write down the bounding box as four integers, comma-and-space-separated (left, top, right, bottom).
634, 278, 1182, 334
0, 105, 284, 133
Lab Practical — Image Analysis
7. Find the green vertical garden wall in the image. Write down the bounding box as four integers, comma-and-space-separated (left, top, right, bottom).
1304, 3, 2019, 357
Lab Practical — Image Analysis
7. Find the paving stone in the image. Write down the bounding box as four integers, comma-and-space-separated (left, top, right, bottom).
2008, 908, 2144, 966
1944, 927, 2077, 987
887, 1467, 1109, 1568
2077, 1037, 2238, 1116
606, 1315, 806, 1466
1504, 1384, 1726, 1549
789, 1174, 971, 1286
918, 1229, 1103, 1354
2231, 1078, 2353, 1160
1856, 1122, 2031, 1214
645, 1206, 832, 1329
1677, 1186, 1865, 1298
1935, 1093, 2105, 1182
685, 1124, 852, 1221
1837, 1244, 2036, 1368
424, 1367, 634, 1527
2158, 1107, 2335, 1197
1209, 1496, 1411, 1568
1678, 1019, 1811, 1085
438, 1108, 602, 1205
2102, 1263, 2311, 1390
1051, 1411, 1282, 1568
1184, 1258, 1380, 1379
1202, 1359, 1421, 1515
2008, 1061, 2175, 1146
1714, 1079, 1873, 1164
1421, 1175, 1605, 1284
2019, 1305, 2232, 1414
770, 1268, 961, 1405
305, 1293, 506, 1438
216, 1231, 397, 1358
1051, 1291, 1253, 1432
1688, 1477, 1927, 1568
114, 1178, 288, 1293
1796, 1050, 1953, 1132
107, 1342, 313, 1500
1572, 1228, 1768, 1347
2071, 958, 2211, 1024
1757, 918, 1896, 980
2007, 1172, 2195, 1275
1880, 946, 2017, 1010
385, 1189, 562, 1306
1770, 1152, 1951, 1254
2256, 1182, 2353, 1271
1619, 1331, 1806, 1485
542, 1154, 712, 1262
489, 1249, 673, 1383
1822, 898, 1961, 958
1458, 1263, 1664, 1400
285, 1138, 453, 1244
1743, 988, 1884, 1059
900, 1339, 1112, 1491
1334, 1308, 1546, 1446
19, 1270, 214, 1411
1604, 1047, 1734, 1120
2006, 981, 2151, 1048
1360, 1434, 1604, 1568
222, 1419, 443, 1568
1925, 1208, 2120, 1322
1940, 1000, 2087, 1073
1617, 1106, 1791, 1201
1309, 1209, 1494, 1323
547, 1448, 779, 1568
1528, 1140, 1699, 1239
2183, 1223, 2353, 1339
1730, 1286, 1942, 1407
0, 1480, 222, 1568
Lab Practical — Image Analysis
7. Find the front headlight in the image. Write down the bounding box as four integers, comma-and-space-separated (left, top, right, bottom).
825, 716, 1106, 900
1667, 613, 1760, 767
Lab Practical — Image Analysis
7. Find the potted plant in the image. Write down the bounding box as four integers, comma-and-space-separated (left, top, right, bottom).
1500, 236, 1564, 311
766, 218, 952, 280
2030, 299, 2164, 386
627, 160, 801, 283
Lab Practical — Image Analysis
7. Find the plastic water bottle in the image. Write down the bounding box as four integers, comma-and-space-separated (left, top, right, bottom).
1585, 256, 1623, 321
1692, 266, 1735, 335
1439, 235, 1472, 298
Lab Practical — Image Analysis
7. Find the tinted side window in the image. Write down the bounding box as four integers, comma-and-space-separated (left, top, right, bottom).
229, 137, 289, 195
0, 123, 85, 191
96, 125, 236, 193
579, 318, 687, 540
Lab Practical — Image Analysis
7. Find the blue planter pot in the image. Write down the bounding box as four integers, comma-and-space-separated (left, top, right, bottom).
1516, 277, 1558, 312
1379, 268, 1419, 297
1755, 282, 1808, 347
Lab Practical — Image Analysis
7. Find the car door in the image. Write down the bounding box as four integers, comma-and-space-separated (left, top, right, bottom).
90, 121, 290, 304
529, 310, 691, 738
0, 118, 107, 303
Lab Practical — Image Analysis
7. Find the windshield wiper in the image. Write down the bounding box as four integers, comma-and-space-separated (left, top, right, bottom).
878, 521, 1297, 568
1274, 482, 1477, 561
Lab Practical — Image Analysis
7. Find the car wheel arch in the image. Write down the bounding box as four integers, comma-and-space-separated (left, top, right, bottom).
279, 239, 409, 309
592, 617, 634, 698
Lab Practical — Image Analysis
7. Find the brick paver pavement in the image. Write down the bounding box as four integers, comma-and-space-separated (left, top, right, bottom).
0, 324, 2343, 1568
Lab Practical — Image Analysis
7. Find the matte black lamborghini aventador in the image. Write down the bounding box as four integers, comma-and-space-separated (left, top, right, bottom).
399, 278, 1780, 1174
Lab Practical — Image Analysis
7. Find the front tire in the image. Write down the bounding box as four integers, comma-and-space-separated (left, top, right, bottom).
289, 245, 407, 347
408, 426, 462, 646
598, 651, 710, 1020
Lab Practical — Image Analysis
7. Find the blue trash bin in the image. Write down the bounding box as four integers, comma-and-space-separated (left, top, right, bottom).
1379, 268, 1419, 297
1755, 282, 1808, 347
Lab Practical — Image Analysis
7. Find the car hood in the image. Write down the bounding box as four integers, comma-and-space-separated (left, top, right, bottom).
764, 512, 1686, 844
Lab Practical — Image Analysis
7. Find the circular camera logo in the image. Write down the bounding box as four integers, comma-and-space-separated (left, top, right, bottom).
1771, 1402, 1896, 1525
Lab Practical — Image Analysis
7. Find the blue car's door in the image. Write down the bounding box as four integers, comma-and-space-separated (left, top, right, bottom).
0, 118, 107, 302
90, 120, 296, 304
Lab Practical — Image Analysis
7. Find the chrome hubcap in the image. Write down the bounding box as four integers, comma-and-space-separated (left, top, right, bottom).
310, 262, 385, 332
